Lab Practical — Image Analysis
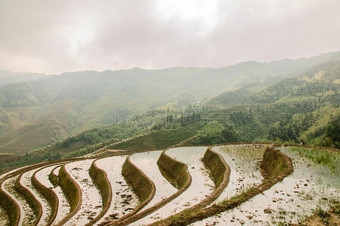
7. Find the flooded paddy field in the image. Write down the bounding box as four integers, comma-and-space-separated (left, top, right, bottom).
134, 147, 214, 225
130, 151, 177, 210
21, 168, 51, 225
194, 146, 339, 225
95, 156, 139, 224
0, 144, 338, 225
35, 164, 70, 225
64, 159, 102, 225
212, 144, 267, 203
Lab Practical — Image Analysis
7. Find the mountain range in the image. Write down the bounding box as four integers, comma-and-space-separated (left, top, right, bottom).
0, 51, 340, 154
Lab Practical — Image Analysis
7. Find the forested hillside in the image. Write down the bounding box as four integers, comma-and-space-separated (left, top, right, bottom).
0, 52, 339, 155
194, 61, 340, 147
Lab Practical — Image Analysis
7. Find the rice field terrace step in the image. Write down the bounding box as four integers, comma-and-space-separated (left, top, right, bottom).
55, 164, 82, 226
35, 164, 70, 225
32, 165, 59, 226
211, 144, 269, 204
156, 146, 294, 225
130, 151, 177, 210
0, 205, 8, 226
63, 159, 102, 226
192, 145, 339, 225
110, 155, 156, 225
113, 151, 181, 225
134, 146, 214, 225
0, 143, 338, 225
0, 177, 20, 226
2, 175, 36, 225
95, 156, 139, 224
16, 171, 43, 225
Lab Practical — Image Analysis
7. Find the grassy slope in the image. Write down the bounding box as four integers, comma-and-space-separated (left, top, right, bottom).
58, 165, 81, 213
32, 168, 59, 225
157, 151, 190, 189
0, 182, 20, 226
109, 125, 199, 152
122, 157, 154, 203
14, 174, 42, 225
88, 161, 112, 225
0, 154, 20, 165
202, 148, 226, 187
0, 116, 69, 155
2, 52, 339, 155
109, 125, 200, 153
0, 124, 200, 173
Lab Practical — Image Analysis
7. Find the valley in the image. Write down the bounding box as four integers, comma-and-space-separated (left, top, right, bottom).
0, 52, 339, 225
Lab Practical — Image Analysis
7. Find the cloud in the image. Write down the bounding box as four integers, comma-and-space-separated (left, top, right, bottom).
0, 0, 339, 74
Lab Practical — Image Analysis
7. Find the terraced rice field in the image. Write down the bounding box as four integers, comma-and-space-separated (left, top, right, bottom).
95, 156, 138, 224
212, 144, 266, 203
21, 168, 51, 225
0, 144, 338, 225
35, 164, 70, 225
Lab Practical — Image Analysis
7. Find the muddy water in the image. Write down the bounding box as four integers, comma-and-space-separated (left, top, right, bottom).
64, 159, 102, 226
35, 165, 70, 225
95, 156, 138, 225
130, 151, 177, 210
194, 146, 340, 225
134, 146, 214, 225
21, 168, 52, 225
212, 144, 265, 203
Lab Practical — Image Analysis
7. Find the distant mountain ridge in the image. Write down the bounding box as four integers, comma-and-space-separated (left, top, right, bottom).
0, 70, 47, 88
0, 51, 340, 154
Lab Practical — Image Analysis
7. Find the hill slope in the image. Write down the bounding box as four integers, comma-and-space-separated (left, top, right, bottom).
0, 52, 340, 154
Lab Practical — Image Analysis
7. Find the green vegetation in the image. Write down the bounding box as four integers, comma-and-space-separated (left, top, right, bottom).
46, 120, 151, 155
0, 183, 19, 226
315, 208, 331, 225
122, 157, 154, 203
260, 148, 291, 180
0, 154, 20, 165
157, 151, 190, 189
0, 123, 199, 173
109, 124, 201, 153
32, 169, 59, 225
189, 104, 339, 148
331, 202, 340, 217
88, 161, 112, 225
60, 139, 115, 159
48, 167, 59, 187
58, 165, 81, 212
1, 55, 339, 178
155, 147, 293, 225
14, 174, 42, 225
2, 52, 338, 156
0, 151, 61, 174
290, 147, 340, 175
202, 148, 226, 187
193, 61, 340, 147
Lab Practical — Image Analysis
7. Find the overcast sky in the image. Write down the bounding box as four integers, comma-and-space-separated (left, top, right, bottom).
0, 0, 339, 74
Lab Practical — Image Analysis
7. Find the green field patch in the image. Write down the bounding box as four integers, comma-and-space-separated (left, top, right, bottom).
109, 125, 200, 153
289, 147, 340, 175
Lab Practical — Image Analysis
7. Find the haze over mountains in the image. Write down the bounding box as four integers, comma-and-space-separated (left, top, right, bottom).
0, 51, 339, 154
